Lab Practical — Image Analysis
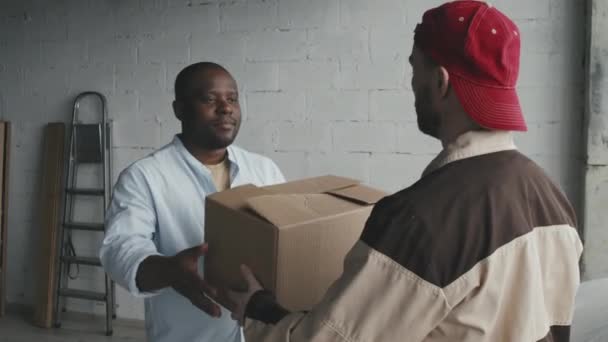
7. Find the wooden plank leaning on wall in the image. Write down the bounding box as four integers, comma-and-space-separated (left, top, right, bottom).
0, 121, 11, 317
33, 123, 66, 328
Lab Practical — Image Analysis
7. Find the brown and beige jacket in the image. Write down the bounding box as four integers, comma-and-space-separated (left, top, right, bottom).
244, 130, 583, 342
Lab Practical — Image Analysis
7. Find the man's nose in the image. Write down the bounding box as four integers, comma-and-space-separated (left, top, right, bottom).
217, 99, 234, 115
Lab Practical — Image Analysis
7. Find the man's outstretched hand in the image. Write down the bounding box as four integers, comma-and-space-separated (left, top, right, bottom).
167, 243, 221, 317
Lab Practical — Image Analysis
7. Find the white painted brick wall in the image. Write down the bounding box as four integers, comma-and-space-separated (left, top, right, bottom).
234, 119, 275, 154
493, 0, 551, 20
515, 122, 581, 157
221, 0, 279, 32
41, 41, 87, 69
0, 0, 586, 321
338, 61, 406, 90
4, 93, 47, 123
309, 152, 371, 183
340, 0, 407, 28
308, 28, 369, 62
69, 64, 115, 95
113, 117, 162, 148
279, 61, 339, 90
278, 0, 339, 30
107, 93, 139, 121
191, 32, 247, 63
246, 31, 307, 62
246, 91, 306, 121
273, 121, 332, 152
396, 123, 442, 154
370, 25, 413, 63
139, 92, 174, 120
240, 63, 280, 92
115, 63, 165, 94
2, 41, 41, 67
333, 122, 398, 153
23, 66, 69, 98
162, 3, 220, 35
88, 37, 138, 65
307, 89, 368, 121
138, 32, 190, 65
159, 118, 181, 148
265, 151, 308, 179
370, 90, 415, 122
370, 153, 435, 193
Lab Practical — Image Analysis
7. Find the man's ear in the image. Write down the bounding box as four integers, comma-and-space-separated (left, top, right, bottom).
437, 66, 450, 98
173, 100, 184, 122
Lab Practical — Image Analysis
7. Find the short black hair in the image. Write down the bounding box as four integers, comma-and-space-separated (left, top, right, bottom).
412, 43, 438, 69
423, 52, 438, 69
174, 62, 230, 101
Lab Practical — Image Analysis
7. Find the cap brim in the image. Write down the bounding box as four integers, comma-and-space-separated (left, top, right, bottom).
450, 74, 527, 132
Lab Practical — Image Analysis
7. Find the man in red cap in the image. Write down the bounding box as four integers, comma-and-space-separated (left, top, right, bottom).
225, 2, 584, 341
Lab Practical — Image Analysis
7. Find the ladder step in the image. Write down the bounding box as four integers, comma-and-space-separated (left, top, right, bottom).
64, 221, 105, 231
61, 256, 102, 266
66, 188, 104, 196
58, 288, 106, 301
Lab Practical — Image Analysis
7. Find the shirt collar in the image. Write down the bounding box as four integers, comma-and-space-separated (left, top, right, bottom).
172, 135, 239, 171
422, 130, 517, 177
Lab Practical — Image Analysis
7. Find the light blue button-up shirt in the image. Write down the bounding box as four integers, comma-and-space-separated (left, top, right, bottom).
100, 135, 285, 342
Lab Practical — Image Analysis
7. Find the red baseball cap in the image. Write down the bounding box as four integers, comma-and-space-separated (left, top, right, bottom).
414, 1, 527, 131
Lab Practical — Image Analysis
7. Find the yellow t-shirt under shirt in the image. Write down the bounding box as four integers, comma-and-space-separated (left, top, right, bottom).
205, 158, 231, 192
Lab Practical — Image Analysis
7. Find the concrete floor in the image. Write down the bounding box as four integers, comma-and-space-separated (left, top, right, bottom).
0, 311, 145, 342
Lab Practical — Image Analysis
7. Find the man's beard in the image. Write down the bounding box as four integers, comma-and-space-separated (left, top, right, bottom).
415, 86, 441, 138
203, 123, 239, 149
185, 120, 241, 150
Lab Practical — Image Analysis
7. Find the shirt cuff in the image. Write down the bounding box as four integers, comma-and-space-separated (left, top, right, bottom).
245, 290, 291, 324
126, 251, 166, 298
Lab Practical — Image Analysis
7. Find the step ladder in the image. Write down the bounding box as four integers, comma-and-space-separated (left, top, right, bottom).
53, 92, 116, 336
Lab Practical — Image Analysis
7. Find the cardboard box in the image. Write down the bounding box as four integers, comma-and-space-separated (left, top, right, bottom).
204, 175, 386, 311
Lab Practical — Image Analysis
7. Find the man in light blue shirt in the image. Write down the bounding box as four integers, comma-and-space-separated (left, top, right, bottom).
100, 62, 285, 342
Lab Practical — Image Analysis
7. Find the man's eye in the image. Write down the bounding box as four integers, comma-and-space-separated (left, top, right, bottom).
202, 97, 215, 104
228, 97, 238, 104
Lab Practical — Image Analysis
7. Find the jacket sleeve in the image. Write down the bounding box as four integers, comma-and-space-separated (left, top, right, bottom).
244, 239, 452, 342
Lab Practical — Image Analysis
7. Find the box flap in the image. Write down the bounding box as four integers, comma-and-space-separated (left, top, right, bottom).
326, 184, 387, 205
247, 193, 363, 228
204, 199, 278, 296
207, 184, 271, 210
262, 175, 360, 195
